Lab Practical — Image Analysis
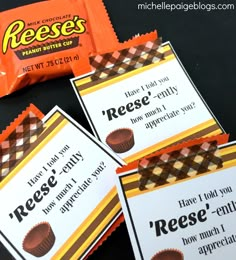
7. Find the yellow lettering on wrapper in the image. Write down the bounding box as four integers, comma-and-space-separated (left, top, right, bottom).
2, 16, 86, 54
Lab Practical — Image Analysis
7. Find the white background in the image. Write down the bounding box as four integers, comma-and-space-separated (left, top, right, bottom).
80, 54, 217, 160
117, 167, 236, 260
0, 109, 122, 260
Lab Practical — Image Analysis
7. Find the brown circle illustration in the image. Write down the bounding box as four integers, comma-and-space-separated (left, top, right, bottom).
22, 222, 55, 257
106, 128, 135, 153
151, 248, 184, 260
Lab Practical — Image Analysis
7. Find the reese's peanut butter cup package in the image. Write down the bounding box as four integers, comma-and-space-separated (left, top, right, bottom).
0, 104, 125, 259
115, 134, 233, 260
0, 0, 157, 97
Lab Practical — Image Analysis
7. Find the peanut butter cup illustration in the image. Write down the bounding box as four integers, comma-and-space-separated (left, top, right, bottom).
22, 222, 55, 257
106, 128, 135, 153
151, 249, 184, 260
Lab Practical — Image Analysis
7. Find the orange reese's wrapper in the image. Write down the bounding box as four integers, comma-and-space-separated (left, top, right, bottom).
0, 0, 157, 97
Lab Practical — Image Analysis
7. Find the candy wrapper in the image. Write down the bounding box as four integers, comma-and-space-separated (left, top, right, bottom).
0, 104, 44, 181
116, 134, 229, 190
71, 37, 163, 79
0, 0, 157, 97
115, 134, 236, 260
0, 104, 125, 259
71, 40, 224, 163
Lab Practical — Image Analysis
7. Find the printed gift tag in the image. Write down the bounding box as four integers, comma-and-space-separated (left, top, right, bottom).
115, 134, 236, 260
0, 105, 124, 260
71, 41, 223, 163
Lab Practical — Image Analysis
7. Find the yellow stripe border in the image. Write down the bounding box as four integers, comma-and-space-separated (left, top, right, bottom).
124, 118, 221, 163
120, 144, 236, 199
76, 45, 174, 96
52, 186, 121, 259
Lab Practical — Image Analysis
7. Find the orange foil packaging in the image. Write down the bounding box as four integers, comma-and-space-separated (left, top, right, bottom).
0, 0, 157, 97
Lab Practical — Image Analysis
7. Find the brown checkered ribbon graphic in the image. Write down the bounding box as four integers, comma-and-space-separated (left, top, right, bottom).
90, 48, 164, 81
138, 141, 223, 191
89, 38, 162, 71
0, 112, 44, 181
